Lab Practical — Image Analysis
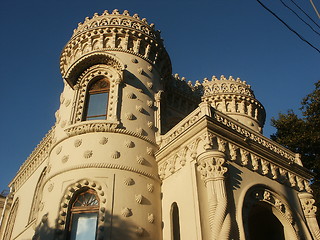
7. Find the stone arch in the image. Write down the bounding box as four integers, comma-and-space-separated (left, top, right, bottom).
63, 52, 126, 87
71, 64, 123, 123
56, 179, 108, 238
241, 185, 300, 240
28, 167, 47, 223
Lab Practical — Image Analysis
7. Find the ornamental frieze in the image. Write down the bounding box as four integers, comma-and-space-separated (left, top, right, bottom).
157, 131, 312, 193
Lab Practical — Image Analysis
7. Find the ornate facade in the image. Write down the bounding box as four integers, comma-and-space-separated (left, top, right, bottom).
0, 9, 319, 240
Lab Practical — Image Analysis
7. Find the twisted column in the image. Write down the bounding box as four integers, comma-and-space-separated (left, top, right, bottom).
197, 150, 230, 240
299, 192, 320, 240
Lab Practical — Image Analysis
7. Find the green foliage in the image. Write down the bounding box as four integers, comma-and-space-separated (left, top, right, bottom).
271, 80, 320, 222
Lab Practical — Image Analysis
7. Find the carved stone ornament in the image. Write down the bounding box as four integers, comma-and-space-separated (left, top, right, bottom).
147, 183, 154, 193
147, 121, 154, 129
136, 105, 143, 112
74, 139, 82, 147
197, 151, 227, 182
135, 194, 143, 204
147, 82, 153, 89
111, 151, 120, 159
61, 155, 69, 163
300, 194, 317, 217
136, 127, 143, 135
146, 147, 154, 156
56, 146, 62, 155
127, 92, 136, 99
136, 155, 145, 165
84, 150, 93, 159
251, 154, 259, 171
217, 137, 227, 153
121, 207, 132, 217
135, 226, 144, 236
48, 183, 54, 192
125, 112, 135, 120
147, 100, 153, 108
240, 149, 249, 166
125, 140, 135, 148
124, 177, 135, 186
148, 213, 155, 223
99, 137, 108, 145
229, 143, 239, 161
65, 121, 118, 137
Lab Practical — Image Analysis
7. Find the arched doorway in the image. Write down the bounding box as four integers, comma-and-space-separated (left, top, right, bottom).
243, 186, 299, 240
248, 202, 285, 240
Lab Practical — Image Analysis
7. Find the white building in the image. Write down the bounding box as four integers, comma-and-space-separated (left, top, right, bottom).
0, 9, 319, 240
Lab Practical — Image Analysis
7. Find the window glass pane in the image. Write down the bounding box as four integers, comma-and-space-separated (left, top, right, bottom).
70, 212, 98, 240
86, 92, 108, 119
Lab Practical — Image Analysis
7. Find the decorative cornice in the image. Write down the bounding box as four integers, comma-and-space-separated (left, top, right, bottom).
45, 162, 160, 185
64, 121, 157, 145
65, 121, 118, 136
157, 115, 312, 191
158, 106, 298, 166
71, 9, 158, 40
202, 75, 254, 98
60, 9, 172, 82
212, 111, 298, 164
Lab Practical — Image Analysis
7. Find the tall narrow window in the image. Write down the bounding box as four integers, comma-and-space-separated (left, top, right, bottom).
3, 198, 19, 240
28, 167, 46, 223
68, 189, 99, 240
171, 202, 181, 240
85, 78, 110, 120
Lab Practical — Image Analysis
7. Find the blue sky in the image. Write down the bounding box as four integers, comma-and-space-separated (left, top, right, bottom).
0, 0, 319, 191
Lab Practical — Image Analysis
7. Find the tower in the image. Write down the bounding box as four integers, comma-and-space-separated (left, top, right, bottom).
2, 9, 171, 240
51, 9, 171, 239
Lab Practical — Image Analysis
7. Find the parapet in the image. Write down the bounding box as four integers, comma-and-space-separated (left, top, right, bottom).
60, 9, 172, 87
201, 75, 266, 132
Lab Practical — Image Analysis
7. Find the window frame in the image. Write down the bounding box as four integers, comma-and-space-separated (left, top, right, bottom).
67, 189, 100, 240
83, 77, 110, 121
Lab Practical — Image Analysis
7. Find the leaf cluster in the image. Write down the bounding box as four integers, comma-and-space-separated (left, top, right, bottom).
271, 80, 320, 222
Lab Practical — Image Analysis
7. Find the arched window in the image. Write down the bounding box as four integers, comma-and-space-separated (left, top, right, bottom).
84, 78, 110, 121
28, 167, 46, 223
171, 202, 181, 240
3, 198, 19, 240
68, 189, 99, 240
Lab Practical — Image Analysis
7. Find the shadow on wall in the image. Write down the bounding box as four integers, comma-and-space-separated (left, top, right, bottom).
32, 211, 147, 240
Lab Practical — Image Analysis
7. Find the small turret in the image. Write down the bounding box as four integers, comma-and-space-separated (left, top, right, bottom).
201, 75, 266, 132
